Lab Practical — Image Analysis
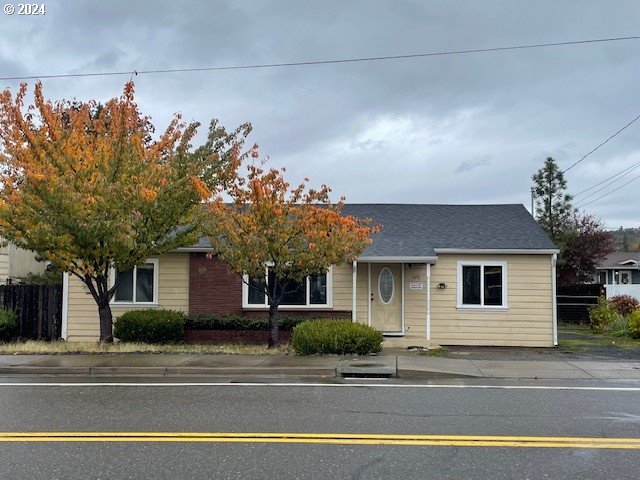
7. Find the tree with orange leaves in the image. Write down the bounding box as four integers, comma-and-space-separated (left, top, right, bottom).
0, 82, 251, 342
205, 161, 380, 348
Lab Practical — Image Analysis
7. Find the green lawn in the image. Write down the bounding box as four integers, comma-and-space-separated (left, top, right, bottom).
0, 341, 291, 355
558, 323, 640, 352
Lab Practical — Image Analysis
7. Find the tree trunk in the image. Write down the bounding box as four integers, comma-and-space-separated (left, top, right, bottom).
267, 302, 279, 349
98, 303, 114, 343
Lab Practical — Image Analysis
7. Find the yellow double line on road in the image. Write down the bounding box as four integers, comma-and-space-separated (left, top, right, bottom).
0, 432, 639, 449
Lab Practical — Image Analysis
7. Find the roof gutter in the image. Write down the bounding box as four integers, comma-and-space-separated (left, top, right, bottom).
172, 247, 214, 253
434, 248, 560, 255
358, 256, 438, 263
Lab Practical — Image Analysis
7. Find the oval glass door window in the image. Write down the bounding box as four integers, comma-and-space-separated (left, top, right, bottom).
378, 267, 394, 304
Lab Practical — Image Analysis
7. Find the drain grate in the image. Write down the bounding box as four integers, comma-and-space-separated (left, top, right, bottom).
337, 360, 396, 379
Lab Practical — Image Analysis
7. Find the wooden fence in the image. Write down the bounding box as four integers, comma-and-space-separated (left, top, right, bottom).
0, 284, 63, 340
556, 284, 604, 324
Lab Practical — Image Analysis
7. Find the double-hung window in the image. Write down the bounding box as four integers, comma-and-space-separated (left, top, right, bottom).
244, 268, 331, 308
112, 260, 159, 305
457, 261, 507, 309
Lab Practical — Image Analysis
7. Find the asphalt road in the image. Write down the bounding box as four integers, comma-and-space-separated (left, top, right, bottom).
0, 378, 639, 479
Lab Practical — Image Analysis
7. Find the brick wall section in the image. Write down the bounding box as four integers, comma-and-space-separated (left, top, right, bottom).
188, 253, 352, 319
189, 253, 244, 316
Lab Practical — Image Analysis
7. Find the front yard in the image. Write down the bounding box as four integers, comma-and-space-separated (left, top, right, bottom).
418, 323, 640, 361
0, 341, 291, 355
558, 322, 640, 358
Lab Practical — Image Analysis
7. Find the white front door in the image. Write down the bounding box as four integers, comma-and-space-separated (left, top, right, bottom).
370, 263, 402, 334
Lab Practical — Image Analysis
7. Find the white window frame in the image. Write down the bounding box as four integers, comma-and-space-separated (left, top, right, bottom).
456, 260, 508, 311
110, 258, 159, 306
242, 266, 333, 309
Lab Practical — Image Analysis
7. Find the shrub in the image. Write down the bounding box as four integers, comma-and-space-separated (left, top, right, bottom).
0, 309, 18, 342
114, 309, 185, 343
628, 309, 640, 339
588, 298, 618, 333
609, 295, 640, 316
185, 315, 316, 331
291, 320, 383, 355
607, 313, 632, 338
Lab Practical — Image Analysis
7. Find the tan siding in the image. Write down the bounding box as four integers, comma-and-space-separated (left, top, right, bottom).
66, 253, 190, 341
331, 263, 353, 311
430, 254, 554, 347
7, 243, 46, 278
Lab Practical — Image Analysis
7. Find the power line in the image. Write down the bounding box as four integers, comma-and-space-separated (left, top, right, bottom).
576, 172, 640, 208
563, 113, 640, 173
574, 161, 640, 199
1, 35, 640, 82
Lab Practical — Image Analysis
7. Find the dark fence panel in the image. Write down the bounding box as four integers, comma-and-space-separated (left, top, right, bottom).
0, 285, 63, 340
556, 284, 604, 324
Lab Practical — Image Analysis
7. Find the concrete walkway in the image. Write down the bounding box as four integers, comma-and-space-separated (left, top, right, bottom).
1, 354, 640, 380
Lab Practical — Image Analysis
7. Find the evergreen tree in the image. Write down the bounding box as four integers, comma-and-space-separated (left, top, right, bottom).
532, 157, 574, 244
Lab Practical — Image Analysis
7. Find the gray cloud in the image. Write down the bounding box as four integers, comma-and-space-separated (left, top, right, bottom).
455, 156, 492, 174
1, 0, 639, 226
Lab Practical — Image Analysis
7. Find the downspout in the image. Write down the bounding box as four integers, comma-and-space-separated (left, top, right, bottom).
61, 272, 69, 340
352, 260, 357, 323
426, 263, 431, 341
367, 263, 371, 327
552, 253, 558, 346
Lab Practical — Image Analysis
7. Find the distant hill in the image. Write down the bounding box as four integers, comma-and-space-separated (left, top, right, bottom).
609, 227, 640, 252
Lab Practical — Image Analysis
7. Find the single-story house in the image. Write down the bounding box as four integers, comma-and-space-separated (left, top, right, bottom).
62, 204, 559, 347
596, 252, 640, 300
0, 238, 46, 284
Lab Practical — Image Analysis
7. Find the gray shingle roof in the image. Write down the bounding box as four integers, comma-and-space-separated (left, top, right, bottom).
597, 252, 640, 269
340, 204, 556, 258
192, 204, 557, 258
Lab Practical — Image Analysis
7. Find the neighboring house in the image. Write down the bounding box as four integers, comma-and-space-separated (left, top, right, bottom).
0, 238, 46, 284
62, 204, 559, 347
595, 252, 640, 300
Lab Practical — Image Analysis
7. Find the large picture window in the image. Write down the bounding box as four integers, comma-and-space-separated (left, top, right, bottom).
244, 268, 331, 308
457, 261, 507, 309
112, 261, 158, 304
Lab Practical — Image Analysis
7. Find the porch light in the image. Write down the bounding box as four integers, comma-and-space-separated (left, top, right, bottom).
437, 282, 447, 289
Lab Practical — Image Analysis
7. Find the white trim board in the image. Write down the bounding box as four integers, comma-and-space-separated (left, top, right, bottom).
61, 272, 69, 340
435, 248, 559, 255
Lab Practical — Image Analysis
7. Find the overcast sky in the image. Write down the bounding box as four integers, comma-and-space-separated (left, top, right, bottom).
2, 1, 639, 227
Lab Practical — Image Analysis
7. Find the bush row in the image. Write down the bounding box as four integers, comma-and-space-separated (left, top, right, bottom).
185, 315, 311, 331
589, 295, 640, 339
113, 310, 384, 355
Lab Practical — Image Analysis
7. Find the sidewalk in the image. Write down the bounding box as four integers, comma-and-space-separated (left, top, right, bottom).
1, 353, 640, 380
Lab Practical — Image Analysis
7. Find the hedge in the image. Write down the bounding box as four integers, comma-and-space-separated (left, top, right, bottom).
292, 320, 383, 355
184, 315, 325, 331
114, 309, 185, 343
